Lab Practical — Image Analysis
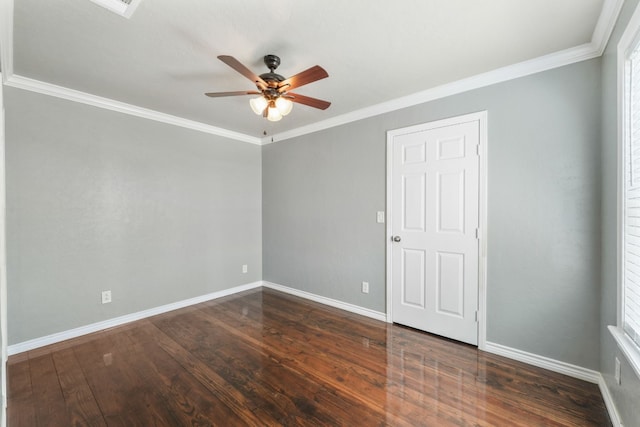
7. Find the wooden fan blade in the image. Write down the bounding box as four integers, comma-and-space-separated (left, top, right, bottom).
279, 65, 328, 91
205, 91, 261, 97
287, 93, 331, 110
217, 55, 267, 89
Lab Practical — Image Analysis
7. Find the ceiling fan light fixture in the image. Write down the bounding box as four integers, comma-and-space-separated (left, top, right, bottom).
267, 106, 283, 122
249, 96, 268, 115
207, 54, 331, 124
275, 97, 293, 116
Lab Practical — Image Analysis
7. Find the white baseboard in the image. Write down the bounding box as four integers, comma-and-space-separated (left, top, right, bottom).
484, 341, 601, 384
7, 281, 262, 356
262, 281, 387, 322
484, 341, 625, 425
598, 375, 624, 427
8, 280, 384, 355
5, 280, 625, 426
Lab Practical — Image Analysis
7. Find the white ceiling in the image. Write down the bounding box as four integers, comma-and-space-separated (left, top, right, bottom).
6, 0, 613, 140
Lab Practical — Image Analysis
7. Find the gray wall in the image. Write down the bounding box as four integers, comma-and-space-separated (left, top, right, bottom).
601, 0, 640, 425
8, 16, 639, 422
263, 59, 603, 370
5, 87, 262, 345
263, 124, 387, 310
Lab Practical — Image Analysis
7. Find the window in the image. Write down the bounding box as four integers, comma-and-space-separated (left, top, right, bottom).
614, 3, 640, 379
623, 46, 640, 350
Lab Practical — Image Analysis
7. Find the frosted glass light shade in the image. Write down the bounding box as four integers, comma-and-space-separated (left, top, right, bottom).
249, 97, 268, 115
275, 97, 293, 116
267, 106, 283, 122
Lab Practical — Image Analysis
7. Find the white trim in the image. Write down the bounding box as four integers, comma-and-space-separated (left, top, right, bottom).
0, 1, 625, 144
4, 75, 263, 145
484, 341, 601, 384
7, 281, 262, 355
385, 111, 488, 350
262, 281, 387, 322
1, 42, 611, 147
265, 44, 602, 145
0, 0, 13, 83
593, 0, 626, 56
616, 0, 640, 371
599, 373, 625, 427
609, 325, 640, 379
385, 132, 394, 322
485, 342, 626, 426
616, 0, 634, 332
477, 112, 489, 350
265, 0, 623, 144
0, 71, 6, 427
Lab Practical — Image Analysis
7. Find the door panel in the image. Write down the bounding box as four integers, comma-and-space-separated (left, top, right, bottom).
403, 174, 426, 231
436, 251, 464, 317
437, 170, 465, 233
390, 119, 480, 345
402, 248, 426, 308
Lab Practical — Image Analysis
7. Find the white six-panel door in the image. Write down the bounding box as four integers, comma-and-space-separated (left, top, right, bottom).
388, 116, 481, 345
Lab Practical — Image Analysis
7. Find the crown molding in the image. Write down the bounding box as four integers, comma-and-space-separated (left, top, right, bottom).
0, 0, 624, 145
263, 43, 598, 144
263, 0, 624, 144
5, 75, 262, 145
593, 0, 625, 55
0, 0, 14, 82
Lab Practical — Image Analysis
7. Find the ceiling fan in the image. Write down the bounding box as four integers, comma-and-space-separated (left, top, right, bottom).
205, 54, 331, 122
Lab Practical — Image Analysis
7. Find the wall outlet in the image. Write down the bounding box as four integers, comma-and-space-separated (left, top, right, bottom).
101, 290, 112, 304
362, 281, 369, 294
615, 357, 621, 385
242, 264, 248, 274
103, 353, 113, 366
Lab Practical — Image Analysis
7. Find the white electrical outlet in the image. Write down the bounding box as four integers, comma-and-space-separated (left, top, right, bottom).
242, 264, 248, 273
103, 353, 113, 366
615, 357, 621, 385
101, 290, 112, 304
362, 281, 369, 294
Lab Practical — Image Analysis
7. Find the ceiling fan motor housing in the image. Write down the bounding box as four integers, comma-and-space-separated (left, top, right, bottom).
206, 54, 331, 112
259, 54, 286, 92
264, 54, 280, 71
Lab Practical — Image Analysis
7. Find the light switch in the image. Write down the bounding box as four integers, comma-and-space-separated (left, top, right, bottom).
377, 211, 385, 223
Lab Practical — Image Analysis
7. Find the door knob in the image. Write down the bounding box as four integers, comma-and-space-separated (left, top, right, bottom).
392, 236, 401, 242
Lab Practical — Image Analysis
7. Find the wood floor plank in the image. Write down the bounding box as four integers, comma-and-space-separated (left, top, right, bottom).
242, 292, 552, 426
192, 298, 406, 424
152, 308, 345, 424
7, 288, 612, 426
131, 317, 276, 426
72, 331, 173, 426
7, 360, 36, 427
107, 325, 207, 426
51, 347, 106, 426
153, 306, 389, 426
123, 320, 253, 426
207, 298, 521, 426
28, 353, 71, 426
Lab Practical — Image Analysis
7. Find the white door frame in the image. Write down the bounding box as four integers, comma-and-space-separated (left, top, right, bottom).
0, 71, 7, 420
385, 111, 488, 350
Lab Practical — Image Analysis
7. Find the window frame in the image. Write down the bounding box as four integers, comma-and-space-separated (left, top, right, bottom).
613, 1, 640, 380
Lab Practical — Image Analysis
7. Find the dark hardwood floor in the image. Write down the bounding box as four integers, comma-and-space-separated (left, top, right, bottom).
8, 288, 611, 426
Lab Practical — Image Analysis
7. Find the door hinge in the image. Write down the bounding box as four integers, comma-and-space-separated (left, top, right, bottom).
476, 145, 480, 156
475, 228, 480, 239
475, 311, 478, 322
